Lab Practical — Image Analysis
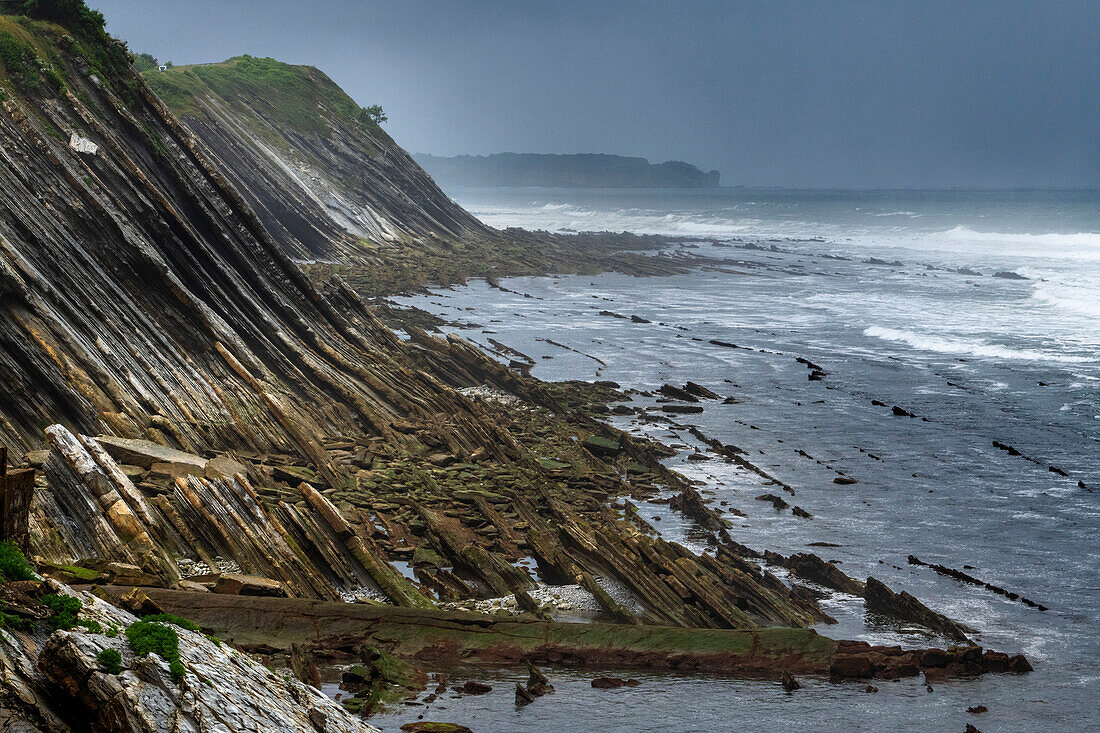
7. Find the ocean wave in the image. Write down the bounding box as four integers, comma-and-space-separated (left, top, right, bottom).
1031, 282, 1100, 319
938, 226, 1100, 259
863, 325, 1093, 363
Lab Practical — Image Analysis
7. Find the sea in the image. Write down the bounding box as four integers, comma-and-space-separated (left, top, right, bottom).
376, 188, 1100, 732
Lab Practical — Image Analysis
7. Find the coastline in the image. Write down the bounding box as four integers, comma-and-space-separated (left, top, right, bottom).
376, 226, 1093, 730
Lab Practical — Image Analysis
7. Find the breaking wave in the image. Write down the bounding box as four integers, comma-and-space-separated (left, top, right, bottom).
863, 326, 1092, 363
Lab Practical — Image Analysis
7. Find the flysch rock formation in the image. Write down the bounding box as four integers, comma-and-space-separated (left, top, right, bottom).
0, 580, 378, 732
143, 56, 492, 264
0, 4, 1032, 729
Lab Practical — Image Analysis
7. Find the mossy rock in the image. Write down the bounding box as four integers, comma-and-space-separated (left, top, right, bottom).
400, 724, 473, 733
411, 547, 447, 568
538, 458, 572, 470
583, 436, 622, 457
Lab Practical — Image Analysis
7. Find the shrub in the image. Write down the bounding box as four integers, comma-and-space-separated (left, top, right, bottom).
126, 620, 185, 682
40, 593, 82, 630
0, 541, 35, 582
0, 610, 35, 632
96, 647, 122, 674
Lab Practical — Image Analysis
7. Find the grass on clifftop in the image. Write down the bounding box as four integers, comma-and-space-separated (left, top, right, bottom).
143, 55, 379, 136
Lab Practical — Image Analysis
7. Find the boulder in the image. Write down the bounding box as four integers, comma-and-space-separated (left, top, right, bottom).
213, 574, 287, 597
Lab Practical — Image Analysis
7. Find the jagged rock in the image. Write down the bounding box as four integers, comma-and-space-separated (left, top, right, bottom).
515, 681, 535, 705
756, 493, 790, 510
400, 724, 473, 733
657, 384, 699, 402
865, 577, 972, 641
682, 382, 722, 399
785, 553, 865, 596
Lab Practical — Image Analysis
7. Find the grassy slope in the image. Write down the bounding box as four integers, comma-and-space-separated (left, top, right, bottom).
143, 55, 377, 137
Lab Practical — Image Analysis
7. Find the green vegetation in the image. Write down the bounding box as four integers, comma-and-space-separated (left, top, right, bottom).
0, 541, 36, 582
132, 51, 156, 72
40, 593, 81, 630
142, 55, 385, 137
0, 0, 135, 101
140, 613, 200, 632
96, 647, 122, 674
362, 103, 386, 125
0, 609, 35, 632
0, 30, 40, 87
126, 620, 185, 682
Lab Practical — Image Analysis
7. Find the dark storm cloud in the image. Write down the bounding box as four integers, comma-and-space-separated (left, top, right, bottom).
91, 0, 1099, 188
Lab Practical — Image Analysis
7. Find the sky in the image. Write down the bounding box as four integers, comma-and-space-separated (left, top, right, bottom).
91, 0, 1099, 189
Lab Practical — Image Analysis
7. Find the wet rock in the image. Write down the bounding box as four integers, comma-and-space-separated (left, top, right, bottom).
661, 404, 704, 414
515, 681, 536, 705
830, 654, 874, 678
791, 506, 813, 518
833, 476, 857, 485
461, 680, 492, 695
591, 677, 627, 689
683, 382, 721, 399
865, 577, 971, 641
891, 406, 915, 417
785, 553, 864, 596
755, 493, 790, 510
967, 705, 988, 714
964, 725, 982, 733
400, 725, 473, 733
657, 384, 699, 402
781, 671, 801, 690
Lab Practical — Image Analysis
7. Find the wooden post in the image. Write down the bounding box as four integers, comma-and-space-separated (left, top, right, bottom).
0, 446, 34, 552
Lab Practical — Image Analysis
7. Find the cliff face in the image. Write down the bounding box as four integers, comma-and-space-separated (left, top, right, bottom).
142, 56, 492, 263
0, 17, 501, 460
414, 152, 722, 189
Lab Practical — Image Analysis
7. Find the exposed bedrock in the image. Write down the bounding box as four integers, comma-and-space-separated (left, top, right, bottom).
103, 588, 1031, 683
0, 583, 378, 733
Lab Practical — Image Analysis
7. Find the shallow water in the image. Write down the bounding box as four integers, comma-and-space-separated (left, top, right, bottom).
385, 188, 1099, 731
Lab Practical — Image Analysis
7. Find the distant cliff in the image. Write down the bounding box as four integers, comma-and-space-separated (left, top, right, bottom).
414, 153, 721, 188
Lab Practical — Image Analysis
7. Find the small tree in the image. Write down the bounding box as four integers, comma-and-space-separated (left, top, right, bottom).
362, 104, 386, 125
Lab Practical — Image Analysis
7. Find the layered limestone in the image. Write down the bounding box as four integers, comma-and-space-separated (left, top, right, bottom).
0, 582, 379, 732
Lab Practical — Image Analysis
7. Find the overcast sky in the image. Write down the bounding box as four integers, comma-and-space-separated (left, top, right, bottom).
91, 0, 1098, 188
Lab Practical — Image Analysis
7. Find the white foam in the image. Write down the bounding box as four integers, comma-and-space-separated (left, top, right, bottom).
863, 326, 1093, 364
